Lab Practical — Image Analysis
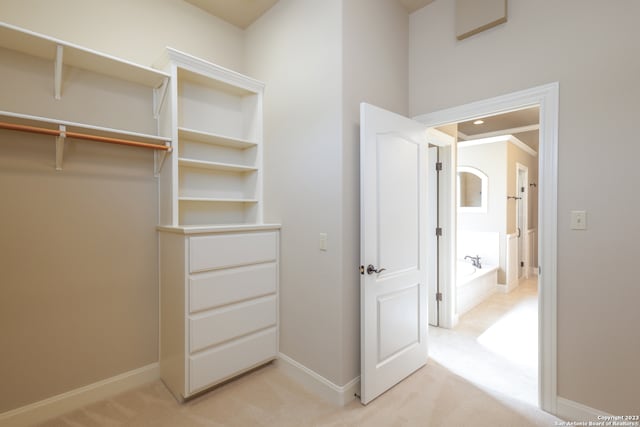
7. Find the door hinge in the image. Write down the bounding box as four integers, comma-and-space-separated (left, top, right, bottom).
435, 162, 443, 172
436, 292, 443, 302
359, 265, 365, 275
520, 261, 524, 267
435, 227, 443, 237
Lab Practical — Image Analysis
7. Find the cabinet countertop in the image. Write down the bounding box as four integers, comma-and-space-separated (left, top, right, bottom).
157, 224, 281, 235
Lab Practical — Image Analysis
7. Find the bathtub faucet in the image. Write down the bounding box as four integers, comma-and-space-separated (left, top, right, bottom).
464, 255, 482, 269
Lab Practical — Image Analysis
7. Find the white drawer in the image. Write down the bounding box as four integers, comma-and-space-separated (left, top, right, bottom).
189, 296, 276, 353
189, 328, 277, 394
189, 232, 277, 273
189, 263, 276, 313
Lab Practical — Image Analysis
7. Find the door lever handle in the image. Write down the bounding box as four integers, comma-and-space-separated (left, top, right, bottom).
367, 264, 386, 275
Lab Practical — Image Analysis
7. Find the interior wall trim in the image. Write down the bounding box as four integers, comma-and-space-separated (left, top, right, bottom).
276, 353, 360, 406
412, 82, 559, 415
556, 397, 612, 422
0, 363, 160, 427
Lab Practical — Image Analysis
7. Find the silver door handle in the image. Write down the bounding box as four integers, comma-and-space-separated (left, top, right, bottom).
517, 227, 521, 238
367, 264, 386, 275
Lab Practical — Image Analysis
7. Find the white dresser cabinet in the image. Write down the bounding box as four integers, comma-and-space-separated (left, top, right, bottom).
155, 48, 279, 401
159, 225, 279, 399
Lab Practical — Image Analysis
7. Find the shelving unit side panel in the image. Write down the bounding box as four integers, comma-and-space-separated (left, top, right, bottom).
158, 73, 176, 226
241, 94, 261, 143
159, 232, 187, 398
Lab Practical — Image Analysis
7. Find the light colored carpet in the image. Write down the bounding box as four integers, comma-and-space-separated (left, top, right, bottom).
36, 355, 559, 426
429, 277, 539, 406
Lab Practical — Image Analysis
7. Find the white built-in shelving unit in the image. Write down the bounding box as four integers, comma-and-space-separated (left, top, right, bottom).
154, 48, 280, 401
0, 22, 172, 170
155, 48, 265, 227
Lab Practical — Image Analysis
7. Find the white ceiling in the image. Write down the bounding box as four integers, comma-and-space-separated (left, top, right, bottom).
184, 0, 435, 29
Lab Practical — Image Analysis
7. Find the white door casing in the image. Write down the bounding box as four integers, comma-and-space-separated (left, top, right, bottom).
516, 163, 529, 279
412, 82, 559, 414
360, 103, 430, 405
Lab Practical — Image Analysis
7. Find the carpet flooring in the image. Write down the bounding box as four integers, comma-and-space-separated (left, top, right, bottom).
37, 356, 559, 426
429, 277, 539, 406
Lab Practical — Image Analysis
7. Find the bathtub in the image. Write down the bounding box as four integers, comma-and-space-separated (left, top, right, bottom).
456, 261, 498, 316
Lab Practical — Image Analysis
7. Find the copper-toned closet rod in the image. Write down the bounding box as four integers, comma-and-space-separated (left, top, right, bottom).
0, 121, 171, 151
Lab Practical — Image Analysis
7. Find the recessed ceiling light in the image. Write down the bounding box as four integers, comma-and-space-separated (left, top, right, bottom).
473, 120, 484, 125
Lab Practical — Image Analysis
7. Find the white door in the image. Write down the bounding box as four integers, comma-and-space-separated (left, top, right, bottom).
360, 103, 430, 404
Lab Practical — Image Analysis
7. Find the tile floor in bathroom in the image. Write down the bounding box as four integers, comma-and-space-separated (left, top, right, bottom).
429, 276, 539, 406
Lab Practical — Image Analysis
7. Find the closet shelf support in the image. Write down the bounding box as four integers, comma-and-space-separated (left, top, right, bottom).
55, 125, 66, 171
154, 142, 171, 175
54, 45, 64, 100
153, 77, 169, 119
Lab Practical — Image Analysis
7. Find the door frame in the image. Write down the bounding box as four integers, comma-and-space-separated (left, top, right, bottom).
412, 82, 559, 414
516, 162, 529, 280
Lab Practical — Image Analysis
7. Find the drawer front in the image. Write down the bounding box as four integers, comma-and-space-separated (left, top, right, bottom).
189, 296, 276, 353
189, 328, 277, 394
189, 263, 277, 313
189, 232, 277, 273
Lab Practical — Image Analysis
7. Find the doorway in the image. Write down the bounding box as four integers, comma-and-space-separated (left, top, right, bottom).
429, 108, 540, 406
413, 82, 559, 414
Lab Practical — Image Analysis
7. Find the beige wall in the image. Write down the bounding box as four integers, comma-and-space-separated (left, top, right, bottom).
0, 1, 245, 413
410, 0, 640, 413
341, 0, 408, 386
245, 0, 345, 385
0, 0, 244, 71
246, 0, 408, 387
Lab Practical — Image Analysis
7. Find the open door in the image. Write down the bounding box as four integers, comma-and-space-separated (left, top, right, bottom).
360, 103, 430, 404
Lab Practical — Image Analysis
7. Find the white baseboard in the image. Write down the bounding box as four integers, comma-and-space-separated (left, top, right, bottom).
556, 397, 612, 421
276, 353, 359, 406
0, 363, 160, 427
497, 280, 520, 294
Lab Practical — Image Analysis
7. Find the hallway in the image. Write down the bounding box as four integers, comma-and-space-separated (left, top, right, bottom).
429, 277, 538, 406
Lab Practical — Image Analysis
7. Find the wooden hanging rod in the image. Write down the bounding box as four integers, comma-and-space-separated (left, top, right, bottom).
0, 121, 171, 151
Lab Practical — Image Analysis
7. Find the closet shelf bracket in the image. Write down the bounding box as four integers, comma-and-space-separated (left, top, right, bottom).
54, 45, 64, 100
55, 125, 66, 171
154, 142, 171, 175
153, 77, 170, 119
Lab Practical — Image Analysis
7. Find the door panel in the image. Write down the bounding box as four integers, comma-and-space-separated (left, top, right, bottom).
377, 134, 420, 275
378, 284, 420, 363
360, 103, 429, 404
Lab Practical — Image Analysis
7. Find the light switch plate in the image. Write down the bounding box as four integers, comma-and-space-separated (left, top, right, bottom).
319, 233, 327, 251
570, 211, 587, 230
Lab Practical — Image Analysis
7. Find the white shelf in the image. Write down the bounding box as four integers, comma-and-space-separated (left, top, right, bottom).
178, 158, 257, 173
157, 47, 264, 227
0, 22, 169, 88
0, 110, 170, 145
178, 127, 257, 149
157, 224, 281, 234
179, 197, 259, 203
